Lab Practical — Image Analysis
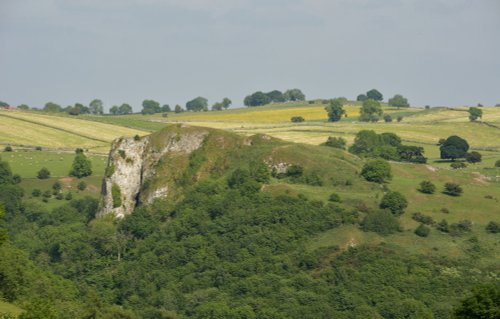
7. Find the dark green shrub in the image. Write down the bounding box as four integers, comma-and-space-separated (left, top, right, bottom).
495, 160, 500, 168
286, 165, 304, 178
35, 146, 42, 151
52, 180, 62, 192
412, 212, 434, 225
37, 167, 50, 179
380, 191, 408, 215
415, 224, 431, 237
485, 221, 500, 234
42, 190, 51, 199
112, 183, 122, 208
361, 210, 401, 235
4, 146, 12, 152
444, 182, 463, 196
305, 172, 323, 186
383, 114, 393, 122
397, 116, 403, 122
291, 116, 305, 123
55, 193, 64, 200
77, 181, 87, 191
329, 193, 341, 203
451, 162, 467, 169
436, 219, 449, 232
419, 180, 436, 194
361, 159, 392, 183
118, 150, 126, 159
324, 136, 346, 149
134, 134, 141, 141
465, 151, 482, 164
12, 174, 21, 184
65, 192, 73, 201
31, 189, 41, 197
105, 164, 115, 178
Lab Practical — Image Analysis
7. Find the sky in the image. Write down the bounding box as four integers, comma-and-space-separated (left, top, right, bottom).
1, 0, 499, 111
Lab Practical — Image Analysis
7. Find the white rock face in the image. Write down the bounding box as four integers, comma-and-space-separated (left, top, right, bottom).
100, 137, 149, 218
99, 128, 208, 218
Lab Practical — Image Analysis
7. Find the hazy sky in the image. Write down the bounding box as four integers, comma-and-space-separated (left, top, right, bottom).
1, 0, 499, 111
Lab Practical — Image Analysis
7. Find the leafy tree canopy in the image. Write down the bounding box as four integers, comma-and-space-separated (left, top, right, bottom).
388, 94, 409, 108
186, 97, 208, 112
440, 135, 469, 160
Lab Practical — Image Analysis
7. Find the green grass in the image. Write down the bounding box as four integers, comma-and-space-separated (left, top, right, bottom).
0, 300, 23, 317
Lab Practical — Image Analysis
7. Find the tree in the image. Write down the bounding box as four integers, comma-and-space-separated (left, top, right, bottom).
485, 221, 500, 234
361, 159, 392, 183
186, 97, 208, 112
452, 283, 500, 319
465, 151, 482, 164
0, 101, 9, 108
440, 136, 469, 160
77, 181, 87, 191
109, 105, 119, 115
468, 107, 482, 122
366, 89, 383, 101
283, 88, 306, 102
384, 114, 393, 122
89, 99, 104, 114
356, 94, 368, 101
37, 167, 51, 179
17, 104, 29, 110
222, 98, 232, 109
359, 99, 383, 122
43, 102, 61, 112
379, 191, 408, 215
69, 150, 92, 178
141, 100, 161, 114
443, 182, 463, 196
118, 103, 133, 114
244, 91, 271, 107
419, 181, 436, 194
212, 102, 223, 111
161, 104, 171, 112
174, 104, 184, 113
325, 98, 345, 122
388, 94, 409, 108
266, 90, 285, 103
4, 146, 12, 152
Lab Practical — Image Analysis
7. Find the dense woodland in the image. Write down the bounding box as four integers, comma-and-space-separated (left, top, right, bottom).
0, 142, 498, 319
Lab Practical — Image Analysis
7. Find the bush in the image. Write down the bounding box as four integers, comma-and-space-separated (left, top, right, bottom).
112, 183, 122, 208
329, 193, 341, 203
286, 165, 304, 178
65, 192, 73, 201
4, 146, 12, 152
324, 137, 346, 149
77, 181, 87, 191
69, 151, 92, 178
55, 193, 64, 200
361, 159, 392, 183
412, 212, 435, 225
444, 182, 463, 196
415, 224, 431, 237
485, 221, 500, 234
134, 135, 141, 141
495, 160, 500, 168
449, 220, 472, 235
397, 116, 403, 122
12, 174, 21, 184
291, 116, 305, 123
379, 191, 408, 216
52, 181, 62, 192
419, 180, 436, 194
42, 190, 52, 199
465, 151, 482, 164
383, 114, 393, 122
450, 162, 467, 169
436, 219, 449, 232
37, 167, 50, 179
32, 189, 41, 197
361, 210, 401, 235
35, 146, 42, 151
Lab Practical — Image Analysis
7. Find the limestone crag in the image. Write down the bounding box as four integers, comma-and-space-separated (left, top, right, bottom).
99, 126, 208, 218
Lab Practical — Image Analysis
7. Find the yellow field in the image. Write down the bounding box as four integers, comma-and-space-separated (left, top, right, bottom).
0, 110, 148, 152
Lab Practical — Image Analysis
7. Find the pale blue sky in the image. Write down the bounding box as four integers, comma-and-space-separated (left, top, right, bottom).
1, 0, 499, 111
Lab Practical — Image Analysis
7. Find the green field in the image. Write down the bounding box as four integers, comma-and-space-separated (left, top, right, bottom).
2, 105, 500, 257
0, 300, 23, 317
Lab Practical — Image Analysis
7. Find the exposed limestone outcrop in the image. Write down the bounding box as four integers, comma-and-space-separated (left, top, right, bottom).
99, 126, 209, 218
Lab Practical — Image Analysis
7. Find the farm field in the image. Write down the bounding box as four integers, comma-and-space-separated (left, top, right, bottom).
0, 300, 23, 318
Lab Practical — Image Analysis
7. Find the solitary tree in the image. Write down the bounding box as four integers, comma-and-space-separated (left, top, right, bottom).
37, 167, 51, 179
222, 98, 232, 109
174, 105, 184, 113
419, 180, 436, 194
468, 107, 483, 122
380, 191, 408, 215
359, 99, 383, 122
89, 99, 104, 114
388, 94, 409, 108
141, 100, 161, 114
361, 159, 392, 183
118, 103, 133, 115
440, 135, 469, 160
69, 149, 92, 178
325, 98, 345, 122
212, 102, 223, 111
366, 89, 383, 101
443, 182, 463, 196
186, 97, 208, 112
